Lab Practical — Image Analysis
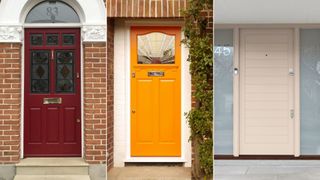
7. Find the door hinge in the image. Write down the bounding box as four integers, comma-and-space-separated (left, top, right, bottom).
290, 109, 294, 119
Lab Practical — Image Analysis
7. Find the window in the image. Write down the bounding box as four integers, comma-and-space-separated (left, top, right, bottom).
25, 1, 80, 23
31, 51, 50, 93
214, 29, 234, 155
300, 29, 320, 154
137, 32, 175, 64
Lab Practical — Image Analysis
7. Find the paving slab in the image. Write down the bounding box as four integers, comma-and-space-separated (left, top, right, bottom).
215, 160, 320, 180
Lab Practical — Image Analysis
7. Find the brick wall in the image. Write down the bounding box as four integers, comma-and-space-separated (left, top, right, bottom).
106, 18, 114, 171
0, 43, 21, 164
107, 0, 187, 17
83, 42, 107, 164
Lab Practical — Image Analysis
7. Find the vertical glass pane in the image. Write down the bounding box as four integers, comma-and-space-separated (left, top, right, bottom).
46, 34, 59, 46
300, 29, 320, 154
31, 51, 49, 93
56, 51, 74, 93
137, 32, 175, 64
63, 34, 75, 45
214, 29, 234, 154
31, 34, 43, 46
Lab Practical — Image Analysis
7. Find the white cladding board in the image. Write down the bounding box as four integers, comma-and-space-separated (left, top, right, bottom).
239, 29, 295, 155
216, 0, 320, 24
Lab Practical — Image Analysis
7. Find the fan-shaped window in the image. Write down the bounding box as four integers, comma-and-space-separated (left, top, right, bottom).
137, 32, 175, 64
25, 1, 80, 23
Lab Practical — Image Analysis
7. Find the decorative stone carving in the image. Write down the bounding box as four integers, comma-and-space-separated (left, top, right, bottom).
0, 26, 22, 42
82, 25, 106, 42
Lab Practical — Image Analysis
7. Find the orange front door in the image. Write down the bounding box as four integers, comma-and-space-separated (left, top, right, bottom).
130, 27, 181, 157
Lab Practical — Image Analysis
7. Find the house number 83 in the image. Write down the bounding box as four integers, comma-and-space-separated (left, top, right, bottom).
47, 7, 59, 17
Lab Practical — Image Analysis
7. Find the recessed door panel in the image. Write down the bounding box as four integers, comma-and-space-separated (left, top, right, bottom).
240, 29, 294, 155
131, 27, 181, 157
64, 107, 77, 143
24, 28, 81, 157
29, 108, 42, 143
46, 107, 60, 143
136, 79, 153, 143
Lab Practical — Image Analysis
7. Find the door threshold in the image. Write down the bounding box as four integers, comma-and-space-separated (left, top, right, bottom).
125, 157, 186, 163
17, 157, 88, 166
214, 155, 320, 160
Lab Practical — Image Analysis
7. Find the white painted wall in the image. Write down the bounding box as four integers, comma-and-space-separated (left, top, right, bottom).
216, 0, 320, 24
113, 20, 192, 167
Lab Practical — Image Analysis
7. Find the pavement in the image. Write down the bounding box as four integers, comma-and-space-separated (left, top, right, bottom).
107, 166, 191, 180
215, 160, 320, 180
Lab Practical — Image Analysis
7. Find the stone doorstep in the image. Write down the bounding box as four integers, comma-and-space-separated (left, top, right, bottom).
14, 175, 91, 180
14, 158, 91, 179
108, 166, 191, 180
16, 158, 89, 167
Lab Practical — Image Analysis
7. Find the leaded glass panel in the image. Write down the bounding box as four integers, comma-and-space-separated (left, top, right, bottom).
31, 34, 43, 46
56, 51, 74, 93
63, 34, 75, 45
46, 34, 59, 46
31, 51, 50, 93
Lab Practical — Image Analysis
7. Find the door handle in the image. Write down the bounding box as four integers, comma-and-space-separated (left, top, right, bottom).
76, 118, 81, 123
132, 110, 136, 113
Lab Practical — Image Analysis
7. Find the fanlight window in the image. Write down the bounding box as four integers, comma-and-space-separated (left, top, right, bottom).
25, 1, 80, 23
137, 32, 175, 64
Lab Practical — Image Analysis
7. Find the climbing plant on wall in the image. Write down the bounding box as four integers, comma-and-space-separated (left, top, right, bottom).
182, 0, 213, 179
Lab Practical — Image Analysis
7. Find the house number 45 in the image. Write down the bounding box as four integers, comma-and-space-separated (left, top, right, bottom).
214, 47, 232, 56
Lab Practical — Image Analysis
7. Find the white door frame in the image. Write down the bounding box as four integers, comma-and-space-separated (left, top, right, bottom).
113, 20, 192, 167
216, 24, 301, 157
21, 24, 83, 159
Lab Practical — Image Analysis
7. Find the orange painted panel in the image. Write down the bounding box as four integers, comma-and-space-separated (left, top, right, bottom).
131, 27, 181, 156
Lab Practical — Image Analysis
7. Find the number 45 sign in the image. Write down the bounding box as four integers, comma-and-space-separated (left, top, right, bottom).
214, 47, 232, 56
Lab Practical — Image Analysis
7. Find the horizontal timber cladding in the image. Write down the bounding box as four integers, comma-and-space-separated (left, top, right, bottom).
107, 0, 187, 17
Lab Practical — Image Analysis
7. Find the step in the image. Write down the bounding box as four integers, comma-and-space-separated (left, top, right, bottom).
14, 175, 91, 180
108, 166, 191, 180
16, 158, 89, 175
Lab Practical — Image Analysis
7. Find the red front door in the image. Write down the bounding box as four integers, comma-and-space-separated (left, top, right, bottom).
24, 28, 81, 157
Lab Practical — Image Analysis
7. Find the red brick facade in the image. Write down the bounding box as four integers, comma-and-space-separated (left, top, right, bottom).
106, 18, 114, 170
107, 0, 187, 17
0, 43, 21, 164
0, 42, 107, 165
83, 42, 107, 164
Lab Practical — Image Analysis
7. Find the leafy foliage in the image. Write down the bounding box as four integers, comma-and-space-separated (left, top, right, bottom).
182, 0, 213, 178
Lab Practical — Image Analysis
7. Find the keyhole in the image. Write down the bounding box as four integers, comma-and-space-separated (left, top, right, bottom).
265, 54, 268, 56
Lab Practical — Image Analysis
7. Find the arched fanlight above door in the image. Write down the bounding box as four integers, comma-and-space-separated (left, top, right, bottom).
25, 0, 80, 23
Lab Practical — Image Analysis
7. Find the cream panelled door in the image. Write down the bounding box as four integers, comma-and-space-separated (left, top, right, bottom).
239, 29, 294, 155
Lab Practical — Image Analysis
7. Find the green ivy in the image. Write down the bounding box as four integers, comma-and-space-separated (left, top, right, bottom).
182, 0, 213, 179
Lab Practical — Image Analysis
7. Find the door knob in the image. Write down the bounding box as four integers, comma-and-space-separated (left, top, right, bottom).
132, 110, 136, 113
76, 118, 81, 123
